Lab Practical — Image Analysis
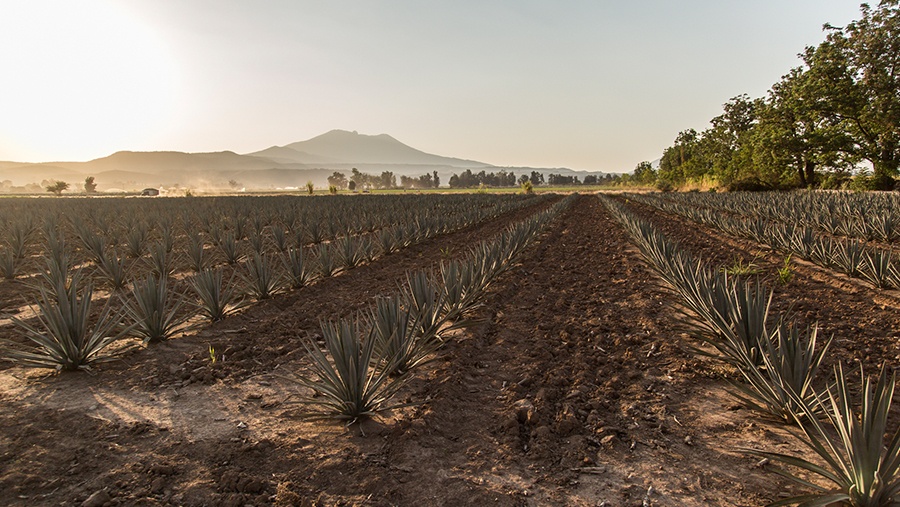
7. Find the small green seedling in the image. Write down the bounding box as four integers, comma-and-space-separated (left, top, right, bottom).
777, 254, 793, 285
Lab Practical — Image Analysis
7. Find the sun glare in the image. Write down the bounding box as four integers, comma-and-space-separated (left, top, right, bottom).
0, 0, 179, 161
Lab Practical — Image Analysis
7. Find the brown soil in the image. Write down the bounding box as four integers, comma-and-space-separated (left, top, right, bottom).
0, 194, 887, 506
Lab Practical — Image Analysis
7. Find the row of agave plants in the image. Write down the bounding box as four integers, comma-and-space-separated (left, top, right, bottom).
653, 190, 900, 244
0, 194, 554, 371
628, 193, 900, 290
0, 193, 539, 283
601, 194, 900, 507
292, 195, 575, 421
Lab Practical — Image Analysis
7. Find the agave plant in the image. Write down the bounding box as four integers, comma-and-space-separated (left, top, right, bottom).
402, 271, 452, 343
3, 272, 133, 371
0, 248, 20, 280
338, 236, 364, 270
146, 241, 176, 278
242, 252, 282, 300
862, 249, 894, 289
186, 232, 207, 272
306, 221, 325, 244
296, 317, 411, 421
6, 221, 34, 260
360, 236, 378, 263
283, 247, 315, 289
316, 243, 340, 278
745, 366, 900, 507
219, 231, 243, 265
123, 274, 188, 344
834, 240, 865, 278
124, 223, 149, 258
271, 225, 289, 252
376, 227, 399, 255
247, 230, 265, 255
369, 295, 430, 376
730, 323, 832, 423
97, 247, 130, 291
190, 267, 244, 322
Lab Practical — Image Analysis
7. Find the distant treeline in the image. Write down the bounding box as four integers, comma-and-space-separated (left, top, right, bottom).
447, 169, 610, 188
631, 2, 900, 191
327, 168, 440, 190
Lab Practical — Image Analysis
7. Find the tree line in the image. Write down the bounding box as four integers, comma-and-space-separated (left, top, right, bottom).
446, 169, 609, 188
640, 1, 900, 191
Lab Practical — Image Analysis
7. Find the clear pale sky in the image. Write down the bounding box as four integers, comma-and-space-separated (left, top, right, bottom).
0, 1, 863, 172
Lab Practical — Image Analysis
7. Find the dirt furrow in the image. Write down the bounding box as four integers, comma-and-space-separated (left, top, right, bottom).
617, 195, 900, 372
0, 195, 806, 506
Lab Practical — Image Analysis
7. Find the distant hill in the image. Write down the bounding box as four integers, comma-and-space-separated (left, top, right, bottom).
247, 146, 339, 165
254, 129, 488, 168
74, 150, 279, 174
0, 129, 607, 192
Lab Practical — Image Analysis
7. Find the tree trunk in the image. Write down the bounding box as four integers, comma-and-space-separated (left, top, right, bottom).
797, 157, 808, 188
804, 159, 816, 188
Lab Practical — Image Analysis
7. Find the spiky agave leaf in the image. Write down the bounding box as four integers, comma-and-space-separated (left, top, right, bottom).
744, 365, 900, 507
369, 295, 426, 376
730, 323, 832, 423
283, 247, 316, 289
97, 247, 130, 291
190, 267, 245, 322
316, 243, 340, 278
296, 317, 412, 421
3, 272, 134, 371
242, 252, 283, 300
124, 274, 189, 344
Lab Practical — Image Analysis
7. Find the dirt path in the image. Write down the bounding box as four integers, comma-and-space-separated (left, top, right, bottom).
1, 195, 804, 506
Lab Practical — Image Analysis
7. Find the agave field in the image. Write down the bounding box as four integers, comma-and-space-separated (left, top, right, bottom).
1, 191, 899, 506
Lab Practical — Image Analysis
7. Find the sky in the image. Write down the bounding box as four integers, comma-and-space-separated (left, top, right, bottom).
0, 0, 864, 172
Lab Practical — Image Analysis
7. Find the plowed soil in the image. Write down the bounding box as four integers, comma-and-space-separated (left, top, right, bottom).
1, 194, 890, 506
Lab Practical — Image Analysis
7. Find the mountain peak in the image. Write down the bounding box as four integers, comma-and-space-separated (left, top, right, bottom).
250, 130, 487, 167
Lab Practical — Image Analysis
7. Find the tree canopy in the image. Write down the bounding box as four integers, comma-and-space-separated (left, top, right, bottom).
654, 1, 900, 190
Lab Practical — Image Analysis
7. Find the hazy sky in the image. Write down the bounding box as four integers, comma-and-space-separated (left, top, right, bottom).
0, 1, 863, 172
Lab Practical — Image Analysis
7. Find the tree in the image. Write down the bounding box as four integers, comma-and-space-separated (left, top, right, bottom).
706, 94, 761, 183
228, 179, 241, 190
633, 161, 657, 185
84, 176, 97, 193
659, 129, 702, 184
433, 170, 440, 188
803, 2, 900, 182
46, 181, 69, 196
348, 180, 357, 191
751, 67, 855, 187
379, 171, 396, 189
327, 171, 348, 190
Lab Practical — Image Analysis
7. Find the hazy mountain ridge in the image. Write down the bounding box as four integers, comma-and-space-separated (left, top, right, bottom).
0, 129, 606, 191
272, 129, 488, 168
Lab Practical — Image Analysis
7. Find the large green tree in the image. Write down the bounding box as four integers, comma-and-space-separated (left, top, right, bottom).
751, 68, 855, 187
803, 1, 900, 182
